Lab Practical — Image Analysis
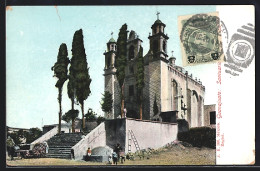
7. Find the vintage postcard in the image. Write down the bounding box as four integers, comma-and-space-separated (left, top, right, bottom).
6, 5, 255, 167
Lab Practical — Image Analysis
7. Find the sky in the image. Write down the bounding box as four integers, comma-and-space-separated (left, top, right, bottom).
6, 5, 218, 129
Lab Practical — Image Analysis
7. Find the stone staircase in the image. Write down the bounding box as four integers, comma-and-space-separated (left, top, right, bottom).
46, 133, 83, 159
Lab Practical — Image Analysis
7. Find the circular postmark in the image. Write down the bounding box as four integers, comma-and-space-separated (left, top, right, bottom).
225, 23, 255, 69
180, 13, 224, 64
229, 39, 253, 62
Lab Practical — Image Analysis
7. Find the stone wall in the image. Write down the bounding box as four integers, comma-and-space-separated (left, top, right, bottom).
72, 118, 178, 160
148, 60, 161, 119
125, 118, 178, 153
72, 123, 107, 160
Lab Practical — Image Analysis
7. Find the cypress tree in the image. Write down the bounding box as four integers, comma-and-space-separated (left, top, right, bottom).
136, 46, 144, 119
71, 29, 92, 131
115, 24, 128, 117
51, 43, 70, 134
101, 91, 113, 118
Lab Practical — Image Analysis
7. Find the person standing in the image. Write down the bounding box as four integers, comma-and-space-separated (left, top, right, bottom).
43, 141, 49, 154
112, 150, 118, 165
10, 146, 15, 160
123, 108, 127, 118
114, 143, 122, 162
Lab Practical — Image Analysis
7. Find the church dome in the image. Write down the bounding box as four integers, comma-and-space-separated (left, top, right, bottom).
108, 37, 116, 43
154, 19, 163, 24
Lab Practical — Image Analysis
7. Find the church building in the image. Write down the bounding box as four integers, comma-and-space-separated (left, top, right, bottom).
104, 14, 206, 128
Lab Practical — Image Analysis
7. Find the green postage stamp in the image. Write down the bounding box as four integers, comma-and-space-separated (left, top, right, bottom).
178, 12, 224, 66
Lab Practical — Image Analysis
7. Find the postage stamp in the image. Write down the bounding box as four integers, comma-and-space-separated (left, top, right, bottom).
178, 12, 224, 66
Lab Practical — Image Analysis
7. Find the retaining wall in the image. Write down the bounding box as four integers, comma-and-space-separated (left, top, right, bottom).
125, 119, 178, 153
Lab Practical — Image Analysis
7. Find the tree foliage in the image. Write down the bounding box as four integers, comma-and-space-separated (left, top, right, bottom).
7, 128, 43, 145
51, 43, 70, 134
52, 43, 70, 88
97, 116, 106, 125
115, 24, 128, 88
25, 128, 43, 144
62, 109, 79, 123
115, 24, 128, 117
136, 46, 144, 119
62, 109, 79, 132
136, 46, 144, 95
101, 91, 113, 113
84, 108, 97, 121
71, 29, 92, 130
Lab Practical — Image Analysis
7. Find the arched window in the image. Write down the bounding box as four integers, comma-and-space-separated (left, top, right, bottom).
153, 27, 157, 34
153, 40, 158, 55
129, 45, 135, 60
172, 80, 178, 111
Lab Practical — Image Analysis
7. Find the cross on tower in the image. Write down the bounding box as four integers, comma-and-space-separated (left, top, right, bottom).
111, 32, 113, 38
156, 11, 160, 20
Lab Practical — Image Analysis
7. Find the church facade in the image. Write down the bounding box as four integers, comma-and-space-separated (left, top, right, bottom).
104, 17, 206, 128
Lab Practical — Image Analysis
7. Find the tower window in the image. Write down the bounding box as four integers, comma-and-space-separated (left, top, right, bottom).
153, 27, 156, 34
153, 40, 158, 55
129, 45, 135, 60
129, 85, 134, 96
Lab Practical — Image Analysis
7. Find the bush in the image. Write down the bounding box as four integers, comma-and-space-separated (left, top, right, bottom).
177, 127, 216, 148
32, 143, 47, 158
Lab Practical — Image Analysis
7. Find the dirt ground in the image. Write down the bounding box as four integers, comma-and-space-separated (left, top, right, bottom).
6, 145, 216, 167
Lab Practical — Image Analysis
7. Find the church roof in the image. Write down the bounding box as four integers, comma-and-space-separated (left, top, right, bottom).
108, 37, 116, 43
154, 19, 163, 24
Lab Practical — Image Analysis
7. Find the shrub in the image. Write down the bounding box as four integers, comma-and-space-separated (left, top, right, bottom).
177, 127, 216, 148
32, 143, 47, 158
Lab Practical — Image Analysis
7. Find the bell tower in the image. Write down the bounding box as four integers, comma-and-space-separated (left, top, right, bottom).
103, 33, 118, 119
104, 33, 116, 72
148, 12, 169, 60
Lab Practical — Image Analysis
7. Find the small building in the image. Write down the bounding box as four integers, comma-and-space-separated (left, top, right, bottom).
204, 104, 216, 126
6, 126, 30, 134
42, 123, 71, 134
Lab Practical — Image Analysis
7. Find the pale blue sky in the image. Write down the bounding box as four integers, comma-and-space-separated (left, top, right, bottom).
6, 5, 217, 129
